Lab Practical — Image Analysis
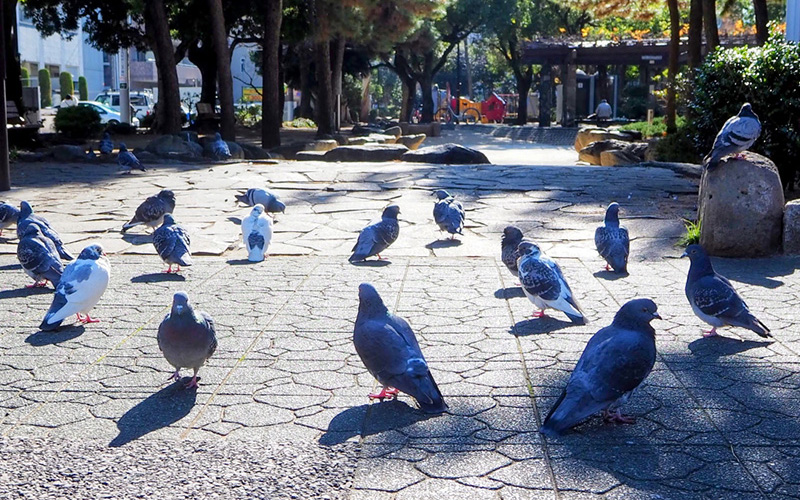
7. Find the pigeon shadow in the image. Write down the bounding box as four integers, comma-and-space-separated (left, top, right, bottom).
592, 269, 628, 281
110, 383, 197, 447
25, 325, 85, 346
511, 316, 579, 336
425, 238, 463, 249
319, 400, 440, 447
0, 263, 21, 271
349, 259, 392, 267
226, 258, 257, 266
131, 273, 186, 283
494, 287, 525, 299
688, 336, 772, 359
0, 286, 54, 300
227, 216, 242, 225
121, 233, 153, 245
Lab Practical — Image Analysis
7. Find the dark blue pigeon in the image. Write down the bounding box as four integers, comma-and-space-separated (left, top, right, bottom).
354, 283, 447, 413
117, 143, 146, 172
432, 189, 465, 238
153, 214, 192, 273
122, 189, 176, 233
349, 205, 400, 263
16, 201, 74, 261
86, 147, 97, 160
704, 103, 761, 170
682, 244, 770, 338
501, 225, 525, 277
540, 298, 660, 436
98, 132, 113, 155
158, 291, 217, 389
235, 188, 286, 214
594, 202, 629, 273
517, 241, 587, 324
17, 225, 64, 288
0, 202, 20, 237
205, 132, 232, 160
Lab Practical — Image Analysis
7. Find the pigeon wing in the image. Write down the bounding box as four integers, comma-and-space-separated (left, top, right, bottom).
518, 256, 561, 301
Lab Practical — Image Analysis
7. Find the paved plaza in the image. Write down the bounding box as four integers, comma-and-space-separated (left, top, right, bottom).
1, 130, 799, 499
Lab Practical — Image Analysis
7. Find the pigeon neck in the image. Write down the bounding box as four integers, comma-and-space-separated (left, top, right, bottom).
612, 316, 656, 338
688, 254, 715, 280
604, 211, 619, 228
358, 300, 388, 319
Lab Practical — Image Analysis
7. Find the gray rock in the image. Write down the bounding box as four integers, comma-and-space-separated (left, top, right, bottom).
367, 133, 397, 144
51, 145, 87, 162
395, 134, 426, 150
269, 142, 307, 160
383, 125, 402, 137
400, 122, 442, 137
324, 144, 409, 162
145, 135, 202, 158
401, 143, 490, 165
225, 141, 245, 159
783, 200, 800, 254
347, 137, 370, 146
574, 127, 641, 151
306, 139, 339, 152
699, 151, 784, 256
239, 144, 273, 160
295, 151, 328, 161
600, 149, 643, 166
579, 140, 648, 165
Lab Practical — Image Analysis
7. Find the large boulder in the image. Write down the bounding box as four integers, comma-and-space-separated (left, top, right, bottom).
324, 144, 409, 162
306, 139, 339, 151
579, 140, 647, 165
383, 125, 402, 137
51, 145, 87, 162
401, 143, 490, 164
574, 127, 642, 151
783, 200, 800, 254
239, 143, 273, 160
225, 141, 245, 160
269, 142, 307, 160
400, 122, 441, 137
146, 135, 202, 158
600, 149, 642, 166
699, 152, 784, 257
395, 134, 426, 150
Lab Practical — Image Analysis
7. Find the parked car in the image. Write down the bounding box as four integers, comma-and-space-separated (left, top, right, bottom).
95, 91, 154, 121
78, 101, 141, 127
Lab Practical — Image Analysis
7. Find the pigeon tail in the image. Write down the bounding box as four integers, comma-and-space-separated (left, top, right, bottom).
393, 360, 447, 414
121, 220, 142, 233
39, 317, 64, 331
247, 246, 265, 262
175, 253, 193, 267
731, 312, 771, 338
57, 247, 75, 261
607, 255, 628, 274
349, 253, 367, 263
540, 388, 602, 436
235, 193, 249, 204
565, 310, 588, 325
414, 374, 448, 414
40, 291, 69, 330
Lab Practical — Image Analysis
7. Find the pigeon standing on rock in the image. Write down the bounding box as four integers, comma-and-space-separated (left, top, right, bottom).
595, 202, 629, 274
432, 189, 465, 239
501, 226, 526, 278
349, 205, 401, 263
40, 244, 110, 331
241, 204, 273, 262
17, 225, 64, 288
539, 298, 660, 436
354, 283, 447, 413
682, 244, 771, 338
16, 201, 74, 261
704, 103, 761, 170
205, 133, 231, 160
153, 214, 192, 273
517, 241, 587, 324
98, 132, 113, 155
158, 291, 217, 389
235, 188, 286, 215
117, 143, 146, 172
0, 202, 20, 237
122, 190, 176, 233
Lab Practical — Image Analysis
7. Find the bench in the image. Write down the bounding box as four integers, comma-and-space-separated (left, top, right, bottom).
7, 100, 42, 147
194, 102, 221, 133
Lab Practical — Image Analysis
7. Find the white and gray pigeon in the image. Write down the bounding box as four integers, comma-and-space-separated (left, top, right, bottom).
157, 291, 217, 389
241, 204, 273, 262
517, 241, 587, 324
17, 225, 64, 288
235, 188, 286, 214
432, 189, 465, 238
98, 132, 113, 155
16, 201, 74, 261
117, 143, 146, 172
704, 102, 761, 170
205, 132, 232, 160
40, 244, 110, 331
539, 298, 660, 436
682, 244, 770, 338
594, 202, 629, 274
501, 225, 526, 278
0, 202, 20, 237
153, 214, 192, 273
122, 189, 176, 233
349, 205, 401, 263
354, 283, 447, 413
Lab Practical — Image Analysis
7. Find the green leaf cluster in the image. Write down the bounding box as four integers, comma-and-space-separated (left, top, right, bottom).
54, 105, 104, 139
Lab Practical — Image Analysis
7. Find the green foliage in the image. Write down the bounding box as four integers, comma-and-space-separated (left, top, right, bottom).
54, 105, 103, 139
621, 116, 687, 138
652, 128, 703, 164
235, 104, 262, 127
38, 69, 52, 107
78, 76, 88, 100
677, 219, 701, 247
283, 117, 316, 128
689, 31, 800, 185
20, 67, 30, 86
619, 83, 649, 120
59, 72, 74, 99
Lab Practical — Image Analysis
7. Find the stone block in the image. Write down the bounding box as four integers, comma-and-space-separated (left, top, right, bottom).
323, 144, 409, 162
395, 134, 426, 150
306, 139, 339, 152
783, 200, 800, 254
401, 143, 490, 164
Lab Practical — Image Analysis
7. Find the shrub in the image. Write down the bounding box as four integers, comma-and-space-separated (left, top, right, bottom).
651, 129, 703, 164
20, 67, 29, 86
621, 116, 687, 138
38, 69, 52, 107
59, 72, 74, 99
619, 83, 649, 120
78, 76, 88, 101
54, 105, 103, 139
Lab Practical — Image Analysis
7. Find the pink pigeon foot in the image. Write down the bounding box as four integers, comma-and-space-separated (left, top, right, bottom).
184, 376, 199, 389
603, 408, 636, 424
80, 315, 100, 324
26, 281, 47, 288
167, 370, 181, 381
531, 310, 546, 318
376, 254, 384, 260
702, 327, 718, 338
605, 264, 611, 271
369, 387, 399, 401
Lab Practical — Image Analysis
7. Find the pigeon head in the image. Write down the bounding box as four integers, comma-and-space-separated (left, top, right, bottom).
271, 199, 287, 213
681, 244, 715, 277
78, 244, 106, 260
382, 205, 400, 219
22, 224, 42, 237
433, 190, 451, 200
19, 200, 33, 218
739, 102, 756, 117
161, 214, 176, 226
158, 190, 176, 202
357, 283, 388, 317
604, 202, 621, 226
251, 204, 265, 216
614, 298, 661, 329
171, 291, 191, 316
119, 143, 128, 152
517, 241, 541, 258
502, 226, 524, 245
103, 132, 110, 140
214, 132, 223, 141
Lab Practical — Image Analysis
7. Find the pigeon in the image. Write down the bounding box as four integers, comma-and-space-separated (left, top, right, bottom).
501, 225, 525, 277
704, 102, 761, 170
517, 241, 587, 324
86, 147, 97, 160
98, 132, 113, 155
241, 204, 273, 262
539, 298, 660, 436
682, 244, 770, 338
349, 205, 401, 263
0, 202, 20, 237
432, 189, 465, 238
157, 291, 217, 389
205, 132, 231, 160
235, 188, 286, 214
117, 143, 146, 172
153, 214, 192, 273
353, 283, 447, 413
17, 225, 64, 288
40, 244, 110, 331
16, 201, 74, 261
594, 202, 629, 273
121, 189, 176, 233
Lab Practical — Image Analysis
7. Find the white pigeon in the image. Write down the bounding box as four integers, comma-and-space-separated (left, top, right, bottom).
517, 241, 587, 324
704, 102, 761, 170
241, 204, 273, 262
40, 244, 111, 331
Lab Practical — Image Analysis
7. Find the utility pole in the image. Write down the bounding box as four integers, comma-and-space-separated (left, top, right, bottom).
455, 43, 461, 119
119, 45, 131, 125
0, 1, 10, 192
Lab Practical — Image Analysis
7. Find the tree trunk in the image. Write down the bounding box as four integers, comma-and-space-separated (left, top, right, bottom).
596, 65, 608, 101
464, 39, 473, 99
702, 0, 720, 51
753, 0, 769, 45
298, 45, 313, 119
188, 39, 218, 104
563, 50, 577, 127
314, 41, 333, 135
144, 0, 182, 134
420, 52, 435, 123
538, 64, 552, 127
207, 0, 235, 140
666, 0, 680, 134
3, 0, 21, 109
688, 0, 703, 68
331, 37, 345, 130
261, 0, 282, 148
514, 67, 532, 125
360, 73, 371, 123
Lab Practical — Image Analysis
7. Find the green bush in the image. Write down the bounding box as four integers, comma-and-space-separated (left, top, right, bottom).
689, 31, 800, 186
54, 105, 103, 139
619, 83, 649, 120
621, 116, 687, 138
20, 67, 29, 86
59, 72, 74, 99
651, 129, 703, 164
78, 76, 88, 101
38, 69, 52, 107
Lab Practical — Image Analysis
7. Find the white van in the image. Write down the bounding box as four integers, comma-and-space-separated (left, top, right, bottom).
95, 91, 155, 121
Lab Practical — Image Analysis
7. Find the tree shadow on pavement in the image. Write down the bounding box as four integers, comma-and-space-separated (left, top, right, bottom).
0, 286, 54, 300
494, 287, 525, 299
25, 325, 85, 346
110, 383, 197, 447
131, 273, 186, 283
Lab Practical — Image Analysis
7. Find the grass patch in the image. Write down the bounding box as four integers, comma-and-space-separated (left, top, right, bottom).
620, 116, 687, 138
677, 218, 701, 247
283, 117, 317, 129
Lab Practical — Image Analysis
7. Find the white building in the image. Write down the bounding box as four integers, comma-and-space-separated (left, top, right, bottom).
788, 0, 799, 42
232, 43, 263, 105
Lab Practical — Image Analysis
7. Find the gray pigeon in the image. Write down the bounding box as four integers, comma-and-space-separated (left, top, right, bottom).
501, 226, 525, 277
117, 143, 146, 172
354, 283, 447, 413
349, 205, 400, 263
16, 201, 74, 261
86, 147, 97, 160
205, 132, 232, 160
540, 298, 660, 436
17, 225, 64, 288
432, 189, 464, 238
682, 244, 770, 338
594, 202, 629, 273
98, 132, 113, 155
704, 102, 761, 170
235, 188, 286, 214
157, 291, 217, 389
0, 202, 20, 237
153, 214, 192, 273
517, 241, 587, 324
122, 189, 176, 233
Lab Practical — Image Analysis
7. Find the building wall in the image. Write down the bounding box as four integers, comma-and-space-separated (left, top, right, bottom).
231, 43, 263, 105
788, 0, 800, 42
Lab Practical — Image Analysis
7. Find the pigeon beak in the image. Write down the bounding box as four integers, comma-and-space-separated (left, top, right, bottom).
175, 305, 184, 314
680, 250, 688, 258
652, 312, 662, 320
